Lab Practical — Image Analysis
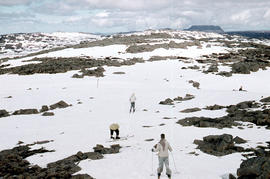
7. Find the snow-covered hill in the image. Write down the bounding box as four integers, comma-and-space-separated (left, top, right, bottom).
0, 30, 270, 179
0, 32, 102, 59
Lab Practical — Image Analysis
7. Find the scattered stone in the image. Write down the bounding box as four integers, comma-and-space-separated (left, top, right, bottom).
159, 123, 165, 126
163, 117, 172, 119
113, 71, 125, 74
5, 96, 12, 98
188, 151, 199, 156
189, 80, 200, 89
78, 101, 82, 104
0, 109, 9, 118
173, 94, 195, 102
142, 109, 148, 111
42, 112, 54, 116
159, 98, 174, 105
34, 140, 53, 145
50, 100, 70, 110
13, 109, 39, 115
180, 107, 201, 113
142, 126, 153, 128
145, 139, 154, 142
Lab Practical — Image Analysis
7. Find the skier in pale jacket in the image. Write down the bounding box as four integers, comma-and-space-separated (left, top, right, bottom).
129, 93, 136, 113
152, 134, 172, 179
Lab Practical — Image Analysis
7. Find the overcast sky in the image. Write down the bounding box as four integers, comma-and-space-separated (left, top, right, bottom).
0, 0, 270, 34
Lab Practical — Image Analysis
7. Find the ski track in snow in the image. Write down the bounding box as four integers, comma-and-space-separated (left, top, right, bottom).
1, 31, 270, 179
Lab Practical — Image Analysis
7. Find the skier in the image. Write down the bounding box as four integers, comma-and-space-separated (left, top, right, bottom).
109, 123, 120, 139
152, 134, 172, 179
129, 93, 136, 113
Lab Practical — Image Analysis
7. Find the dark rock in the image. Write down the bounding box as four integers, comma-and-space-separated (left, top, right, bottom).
0, 109, 9, 118
204, 104, 226, 110
145, 139, 154, 142
233, 136, 247, 144
71, 174, 94, 179
113, 71, 125, 74
13, 109, 39, 115
237, 157, 270, 179
188, 80, 200, 89
159, 98, 174, 105
42, 112, 54, 116
177, 116, 240, 129
180, 107, 201, 113
93, 144, 121, 154
217, 71, 232, 77
229, 173, 236, 179
260, 96, 270, 103
50, 100, 70, 110
194, 134, 245, 156
204, 64, 218, 73
40, 105, 49, 112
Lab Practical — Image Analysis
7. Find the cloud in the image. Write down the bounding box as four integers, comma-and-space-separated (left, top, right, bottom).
0, 0, 33, 6
1, 0, 270, 34
95, 11, 109, 18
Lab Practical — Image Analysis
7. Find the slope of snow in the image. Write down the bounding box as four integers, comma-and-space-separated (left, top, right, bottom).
1, 59, 270, 179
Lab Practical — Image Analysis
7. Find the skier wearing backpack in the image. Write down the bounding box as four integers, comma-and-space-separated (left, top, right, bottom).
152, 134, 172, 179
129, 93, 136, 113
110, 123, 120, 139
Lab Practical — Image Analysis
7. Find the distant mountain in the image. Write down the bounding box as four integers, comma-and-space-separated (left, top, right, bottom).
226, 31, 270, 39
185, 25, 224, 34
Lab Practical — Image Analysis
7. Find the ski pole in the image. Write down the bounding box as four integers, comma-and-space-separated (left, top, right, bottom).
171, 152, 180, 174
150, 150, 154, 176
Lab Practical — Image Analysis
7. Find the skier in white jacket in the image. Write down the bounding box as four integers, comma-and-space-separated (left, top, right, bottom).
152, 134, 172, 179
129, 93, 136, 113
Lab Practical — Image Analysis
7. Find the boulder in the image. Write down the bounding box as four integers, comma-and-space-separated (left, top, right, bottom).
204, 104, 226, 110
180, 107, 201, 113
194, 134, 244, 156
159, 98, 174, 105
50, 100, 70, 110
42, 112, 54, 116
93, 144, 121, 154
0, 109, 9, 118
40, 105, 49, 112
260, 96, 270, 103
13, 109, 39, 115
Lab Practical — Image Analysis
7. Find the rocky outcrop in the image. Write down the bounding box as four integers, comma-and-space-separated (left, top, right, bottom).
180, 107, 201, 113
12, 109, 39, 115
72, 66, 105, 78
159, 98, 174, 105
93, 144, 121, 154
174, 94, 195, 101
177, 116, 240, 129
177, 100, 270, 129
260, 96, 270, 103
50, 100, 70, 110
204, 104, 226, 110
42, 112, 54, 116
0, 143, 121, 178
0, 57, 144, 76
194, 134, 245, 156
0, 109, 9, 118
40, 105, 49, 112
